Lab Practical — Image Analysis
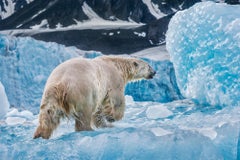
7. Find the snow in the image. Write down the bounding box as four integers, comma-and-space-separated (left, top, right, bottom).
108, 32, 114, 36
1, 4, 143, 35
6, 108, 34, 119
146, 104, 173, 119
5, 117, 26, 125
0, 19, 143, 36
142, 0, 166, 19
30, 19, 49, 29
82, 2, 102, 20
132, 45, 169, 61
0, 82, 10, 119
133, 31, 146, 37
46, 2, 143, 32
0, 0, 34, 19
150, 127, 173, 137
30, 9, 47, 20
18, 9, 47, 29
0, 0, 15, 20
166, 2, 240, 107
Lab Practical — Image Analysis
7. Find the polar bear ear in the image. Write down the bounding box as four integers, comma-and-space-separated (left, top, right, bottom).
133, 61, 139, 68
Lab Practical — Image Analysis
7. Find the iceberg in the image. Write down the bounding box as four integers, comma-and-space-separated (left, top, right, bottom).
0, 81, 9, 118
166, 2, 240, 107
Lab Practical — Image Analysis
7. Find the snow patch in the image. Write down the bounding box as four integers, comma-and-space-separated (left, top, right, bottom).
142, 0, 166, 19
0, 0, 15, 19
5, 117, 26, 125
82, 2, 102, 20
109, 32, 114, 36
6, 108, 34, 119
146, 104, 173, 119
197, 128, 218, 140
31, 9, 47, 20
131, 45, 169, 61
30, 19, 49, 29
56, 23, 63, 29
151, 127, 173, 136
133, 31, 146, 37
125, 95, 135, 105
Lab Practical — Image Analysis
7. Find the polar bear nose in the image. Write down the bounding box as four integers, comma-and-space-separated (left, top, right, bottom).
152, 70, 156, 76
147, 67, 156, 79
150, 70, 156, 78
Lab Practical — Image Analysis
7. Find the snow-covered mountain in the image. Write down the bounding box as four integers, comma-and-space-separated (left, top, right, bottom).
1, 0, 238, 54
0, 0, 198, 24
0, 0, 34, 20
1, 0, 239, 23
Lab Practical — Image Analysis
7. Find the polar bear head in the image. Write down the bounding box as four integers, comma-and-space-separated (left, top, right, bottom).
33, 103, 63, 139
131, 58, 156, 81
99, 56, 156, 82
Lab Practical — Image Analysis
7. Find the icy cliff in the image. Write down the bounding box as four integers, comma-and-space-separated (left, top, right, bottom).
0, 35, 80, 113
166, 2, 240, 107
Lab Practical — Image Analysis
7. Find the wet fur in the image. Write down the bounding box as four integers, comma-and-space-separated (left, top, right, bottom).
33, 56, 155, 139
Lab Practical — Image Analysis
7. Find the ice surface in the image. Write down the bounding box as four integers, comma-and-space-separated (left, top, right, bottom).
0, 81, 9, 119
166, 2, 240, 107
146, 104, 173, 119
0, 98, 239, 159
5, 117, 26, 125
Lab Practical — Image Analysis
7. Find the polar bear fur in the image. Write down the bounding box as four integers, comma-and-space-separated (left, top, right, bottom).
33, 56, 156, 139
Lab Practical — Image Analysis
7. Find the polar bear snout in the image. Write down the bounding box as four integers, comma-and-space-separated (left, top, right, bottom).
146, 66, 156, 79
33, 125, 52, 139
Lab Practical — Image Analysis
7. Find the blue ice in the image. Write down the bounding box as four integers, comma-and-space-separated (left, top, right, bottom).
166, 1, 240, 107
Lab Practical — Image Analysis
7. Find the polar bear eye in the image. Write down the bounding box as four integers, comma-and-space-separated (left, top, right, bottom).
47, 109, 53, 115
133, 62, 138, 67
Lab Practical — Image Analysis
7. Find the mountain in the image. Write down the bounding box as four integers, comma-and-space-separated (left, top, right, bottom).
0, 0, 239, 54
0, 0, 34, 20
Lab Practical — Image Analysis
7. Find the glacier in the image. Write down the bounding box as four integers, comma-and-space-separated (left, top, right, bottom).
0, 1, 240, 160
166, 1, 240, 107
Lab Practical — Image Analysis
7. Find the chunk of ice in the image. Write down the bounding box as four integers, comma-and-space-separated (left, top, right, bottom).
166, 2, 240, 107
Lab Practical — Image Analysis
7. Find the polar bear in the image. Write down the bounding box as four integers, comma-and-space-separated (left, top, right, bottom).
33, 56, 156, 139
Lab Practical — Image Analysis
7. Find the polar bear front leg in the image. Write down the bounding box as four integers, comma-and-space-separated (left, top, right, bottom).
103, 105, 115, 122
74, 112, 93, 131
103, 93, 125, 122
91, 106, 108, 128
